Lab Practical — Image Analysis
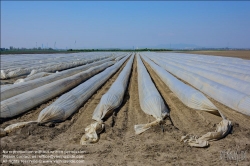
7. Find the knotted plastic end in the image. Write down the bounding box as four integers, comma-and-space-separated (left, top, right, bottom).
181, 119, 232, 148
4, 121, 36, 134
80, 121, 104, 145
134, 119, 161, 135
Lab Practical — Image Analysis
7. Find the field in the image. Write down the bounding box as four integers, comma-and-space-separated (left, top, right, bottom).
179, 50, 250, 60
1, 51, 250, 165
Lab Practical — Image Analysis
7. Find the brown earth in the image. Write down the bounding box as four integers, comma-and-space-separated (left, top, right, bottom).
1, 55, 250, 165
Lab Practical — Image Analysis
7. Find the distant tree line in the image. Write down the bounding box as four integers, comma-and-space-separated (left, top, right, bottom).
1, 46, 54, 51
1, 47, 60, 55
3, 47, 248, 55
67, 48, 173, 52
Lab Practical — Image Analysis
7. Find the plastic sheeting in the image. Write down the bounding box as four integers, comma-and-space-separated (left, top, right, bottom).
80, 55, 134, 145
1, 56, 118, 101
37, 55, 129, 123
14, 72, 53, 84
1, 55, 108, 79
143, 52, 250, 82
141, 54, 232, 147
152, 56, 250, 95
29, 54, 131, 76
153, 52, 250, 71
3, 56, 130, 134
0, 62, 114, 118
115, 55, 126, 62
0, 52, 123, 79
1, 52, 129, 73
181, 120, 232, 147
147, 55, 250, 116
134, 55, 169, 135
162, 56, 250, 83
141, 55, 219, 114
27, 55, 110, 77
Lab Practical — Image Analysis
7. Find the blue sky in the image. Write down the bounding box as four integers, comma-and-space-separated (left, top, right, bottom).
1, 1, 250, 49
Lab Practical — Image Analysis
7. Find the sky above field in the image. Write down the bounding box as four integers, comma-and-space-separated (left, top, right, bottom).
1, 1, 250, 49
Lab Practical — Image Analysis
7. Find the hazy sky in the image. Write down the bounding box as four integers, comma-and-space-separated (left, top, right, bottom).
1, 1, 250, 49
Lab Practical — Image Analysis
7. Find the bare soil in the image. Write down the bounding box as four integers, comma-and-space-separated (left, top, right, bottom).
1, 55, 250, 165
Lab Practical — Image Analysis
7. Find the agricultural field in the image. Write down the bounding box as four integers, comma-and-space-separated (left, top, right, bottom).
0, 52, 250, 165
179, 50, 250, 60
